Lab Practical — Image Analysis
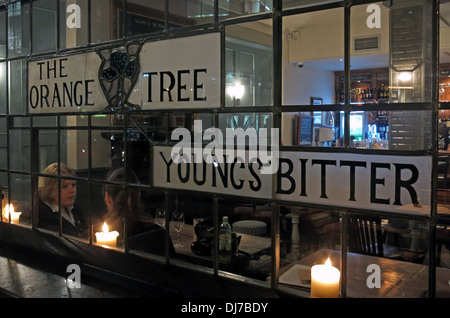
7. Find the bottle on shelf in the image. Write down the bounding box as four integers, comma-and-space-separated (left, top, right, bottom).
219, 216, 232, 263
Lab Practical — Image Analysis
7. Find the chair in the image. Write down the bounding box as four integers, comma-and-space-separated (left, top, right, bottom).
348, 214, 384, 257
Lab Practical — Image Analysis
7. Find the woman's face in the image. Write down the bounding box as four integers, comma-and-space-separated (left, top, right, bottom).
52, 179, 77, 207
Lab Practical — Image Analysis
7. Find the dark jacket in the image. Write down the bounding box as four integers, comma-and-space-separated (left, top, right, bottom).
38, 200, 87, 238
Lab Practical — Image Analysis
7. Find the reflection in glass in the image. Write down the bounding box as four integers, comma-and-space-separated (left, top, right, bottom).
91, 0, 122, 43
226, 20, 273, 107
169, 0, 214, 30
8, 59, 27, 115
219, 0, 272, 20
10, 126, 30, 172
0, 62, 5, 114
0, 7, 5, 59
7, 1, 30, 58
32, 0, 57, 53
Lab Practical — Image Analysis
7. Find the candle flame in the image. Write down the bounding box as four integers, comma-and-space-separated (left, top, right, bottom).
3, 204, 21, 223
325, 258, 332, 266
102, 222, 109, 233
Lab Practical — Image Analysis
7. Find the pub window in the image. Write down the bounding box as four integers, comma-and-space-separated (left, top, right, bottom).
225, 20, 273, 107
7, 1, 30, 58
32, 0, 57, 54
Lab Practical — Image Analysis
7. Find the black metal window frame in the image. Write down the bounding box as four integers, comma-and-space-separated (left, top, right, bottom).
0, 0, 445, 298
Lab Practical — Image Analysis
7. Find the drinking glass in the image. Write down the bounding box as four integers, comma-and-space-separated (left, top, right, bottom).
155, 209, 166, 229
171, 211, 185, 247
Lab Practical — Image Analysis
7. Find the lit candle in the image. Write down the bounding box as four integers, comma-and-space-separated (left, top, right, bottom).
311, 258, 340, 298
3, 204, 21, 224
95, 222, 119, 248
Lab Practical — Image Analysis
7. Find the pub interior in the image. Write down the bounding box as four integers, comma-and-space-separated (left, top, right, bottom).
0, 0, 450, 299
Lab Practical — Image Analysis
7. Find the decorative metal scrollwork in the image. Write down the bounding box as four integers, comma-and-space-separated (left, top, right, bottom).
97, 43, 142, 112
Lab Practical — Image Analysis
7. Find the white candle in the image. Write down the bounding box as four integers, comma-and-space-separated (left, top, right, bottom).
95, 222, 119, 248
311, 258, 340, 298
3, 204, 21, 224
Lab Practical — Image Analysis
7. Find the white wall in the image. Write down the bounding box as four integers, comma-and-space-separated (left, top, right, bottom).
283, 61, 335, 105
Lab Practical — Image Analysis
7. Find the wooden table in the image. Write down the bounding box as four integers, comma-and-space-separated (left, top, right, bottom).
279, 249, 450, 298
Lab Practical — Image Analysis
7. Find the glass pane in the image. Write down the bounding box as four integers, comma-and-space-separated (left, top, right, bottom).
282, 7, 344, 106
7, 1, 30, 58
440, 1, 450, 104
10, 125, 30, 172
350, 1, 431, 104
347, 110, 431, 151
65, 178, 89, 240
346, 215, 428, 297
219, 0, 272, 21
0, 6, 6, 59
283, 0, 340, 10
436, 222, 450, 297
226, 20, 273, 107
349, 3, 389, 106
217, 198, 271, 280
169, 0, 214, 30
90, 0, 122, 43
61, 128, 89, 172
32, 0, 57, 53
59, 0, 89, 48
0, 117, 5, 170
0, 62, 6, 114
278, 206, 341, 294
38, 128, 58, 173
6, 173, 31, 227
8, 59, 27, 115
124, 0, 166, 36
281, 111, 341, 147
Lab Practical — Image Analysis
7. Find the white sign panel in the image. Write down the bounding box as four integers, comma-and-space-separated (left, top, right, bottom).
153, 146, 432, 216
129, 33, 221, 109
28, 52, 106, 113
153, 146, 273, 199
274, 152, 432, 216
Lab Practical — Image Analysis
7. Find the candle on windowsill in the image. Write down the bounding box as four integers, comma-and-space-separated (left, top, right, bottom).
311, 258, 340, 298
3, 204, 21, 224
95, 222, 119, 248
